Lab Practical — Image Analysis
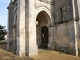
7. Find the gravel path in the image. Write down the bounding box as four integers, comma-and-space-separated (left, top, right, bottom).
0, 44, 80, 60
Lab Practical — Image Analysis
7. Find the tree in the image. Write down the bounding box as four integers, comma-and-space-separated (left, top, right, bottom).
0, 25, 7, 40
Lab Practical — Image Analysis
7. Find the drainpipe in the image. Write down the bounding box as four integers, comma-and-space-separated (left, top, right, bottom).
72, 0, 78, 56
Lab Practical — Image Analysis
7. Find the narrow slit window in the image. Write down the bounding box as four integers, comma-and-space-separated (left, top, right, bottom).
60, 8, 63, 23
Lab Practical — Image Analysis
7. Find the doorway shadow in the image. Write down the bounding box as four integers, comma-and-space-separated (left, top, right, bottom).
38, 46, 52, 53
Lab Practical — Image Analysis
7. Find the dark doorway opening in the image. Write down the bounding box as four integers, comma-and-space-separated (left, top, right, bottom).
41, 26, 48, 48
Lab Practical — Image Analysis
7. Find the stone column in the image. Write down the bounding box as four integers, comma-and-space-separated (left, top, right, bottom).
16, 0, 26, 57
7, 2, 14, 50
48, 26, 54, 49
72, 0, 78, 56
7, 8, 10, 50
25, 0, 38, 57
36, 27, 41, 47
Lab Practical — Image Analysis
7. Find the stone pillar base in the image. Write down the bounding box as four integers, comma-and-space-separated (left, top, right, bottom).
69, 49, 78, 56
16, 50, 25, 57
73, 50, 79, 56
26, 50, 38, 57
7, 44, 9, 50
26, 45, 38, 57
48, 43, 53, 50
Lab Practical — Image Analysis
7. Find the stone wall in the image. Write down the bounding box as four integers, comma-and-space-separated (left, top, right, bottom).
7, 0, 80, 57
76, 21, 80, 48
53, 21, 75, 53
77, 0, 80, 18
53, 0, 73, 24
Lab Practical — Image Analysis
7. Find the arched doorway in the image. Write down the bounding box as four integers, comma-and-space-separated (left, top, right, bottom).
36, 11, 49, 48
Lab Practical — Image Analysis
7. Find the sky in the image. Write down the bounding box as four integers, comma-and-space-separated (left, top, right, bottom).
0, 0, 10, 29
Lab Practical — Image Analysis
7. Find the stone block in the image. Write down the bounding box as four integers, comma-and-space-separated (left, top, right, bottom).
69, 49, 74, 55
56, 46, 60, 51
78, 48, 80, 55
16, 50, 25, 57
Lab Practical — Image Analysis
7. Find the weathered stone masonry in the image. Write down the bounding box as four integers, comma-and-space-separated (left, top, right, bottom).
7, 0, 80, 57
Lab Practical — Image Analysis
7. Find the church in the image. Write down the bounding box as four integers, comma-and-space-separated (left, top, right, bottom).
7, 0, 80, 57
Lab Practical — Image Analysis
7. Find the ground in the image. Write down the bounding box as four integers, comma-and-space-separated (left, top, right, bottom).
0, 44, 80, 60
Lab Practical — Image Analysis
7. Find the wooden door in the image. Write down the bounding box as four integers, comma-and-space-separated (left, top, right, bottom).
41, 26, 48, 48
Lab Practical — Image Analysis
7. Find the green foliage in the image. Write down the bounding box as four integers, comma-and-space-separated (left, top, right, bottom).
0, 25, 7, 40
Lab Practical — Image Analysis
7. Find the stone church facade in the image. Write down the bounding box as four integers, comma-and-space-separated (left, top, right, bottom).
7, 0, 80, 57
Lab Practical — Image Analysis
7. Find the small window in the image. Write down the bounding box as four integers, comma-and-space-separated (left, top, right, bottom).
60, 8, 63, 23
